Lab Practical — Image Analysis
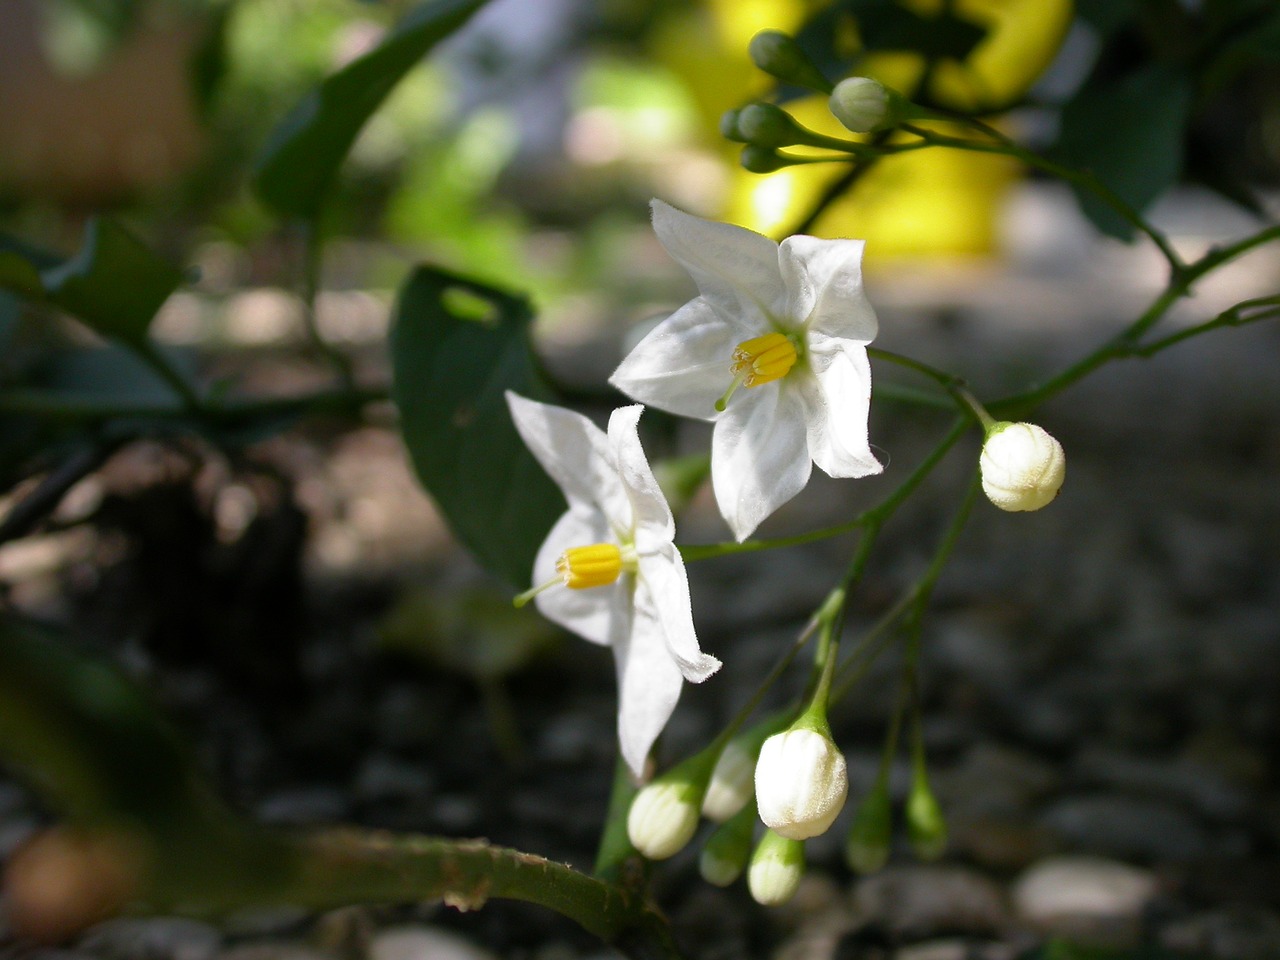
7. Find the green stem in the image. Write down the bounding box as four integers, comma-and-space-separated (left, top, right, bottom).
298, 218, 357, 390
130, 338, 204, 414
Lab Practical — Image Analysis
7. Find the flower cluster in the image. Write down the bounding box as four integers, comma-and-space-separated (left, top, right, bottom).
504, 196, 1066, 903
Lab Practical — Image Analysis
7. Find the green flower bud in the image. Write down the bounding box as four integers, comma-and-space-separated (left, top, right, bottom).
698, 805, 754, 887
979, 421, 1066, 512
736, 103, 804, 149
720, 107, 747, 143
844, 773, 893, 874
739, 145, 790, 174
755, 728, 848, 840
906, 771, 947, 861
747, 830, 805, 906
748, 30, 833, 93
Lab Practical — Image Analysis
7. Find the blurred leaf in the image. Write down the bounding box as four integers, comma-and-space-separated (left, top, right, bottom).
190, 2, 234, 117
379, 585, 558, 680
1075, 0, 1140, 38
253, 0, 487, 219
390, 266, 565, 588
1054, 64, 1192, 240
0, 220, 183, 347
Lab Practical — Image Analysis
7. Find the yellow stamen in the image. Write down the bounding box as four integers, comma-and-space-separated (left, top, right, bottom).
557, 543, 624, 589
513, 542, 627, 607
716, 332, 797, 412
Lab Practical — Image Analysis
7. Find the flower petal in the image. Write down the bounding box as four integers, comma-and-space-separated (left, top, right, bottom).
651, 200, 786, 330
615, 579, 686, 776
609, 299, 740, 422
506, 392, 631, 533
533, 510, 631, 648
778, 234, 878, 343
711, 385, 812, 541
638, 542, 720, 683
606, 404, 674, 544
801, 339, 883, 479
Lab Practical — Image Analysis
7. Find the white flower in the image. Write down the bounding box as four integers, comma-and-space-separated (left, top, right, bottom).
755, 728, 848, 840
979, 421, 1065, 512
609, 200, 883, 541
505, 392, 720, 776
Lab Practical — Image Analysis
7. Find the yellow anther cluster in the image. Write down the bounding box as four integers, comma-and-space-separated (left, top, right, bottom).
556, 543, 624, 589
731, 332, 797, 387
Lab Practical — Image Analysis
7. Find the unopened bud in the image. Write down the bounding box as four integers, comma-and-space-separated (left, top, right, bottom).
748, 830, 805, 905
720, 108, 747, 143
748, 30, 833, 93
844, 773, 893, 874
906, 772, 947, 861
699, 805, 754, 887
738, 103, 807, 149
980, 421, 1066, 512
755, 728, 848, 840
739, 144, 790, 174
627, 776, 703, 860
830, 77, 894, 133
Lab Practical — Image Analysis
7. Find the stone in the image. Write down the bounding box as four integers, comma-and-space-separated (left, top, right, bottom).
852, 866, 1009, 939
1012, 856, 1157, 945
1039, 793, 1207, 861
368, 926, 498, 960
1160, 906, 1280, 960
78, 918, 222, 960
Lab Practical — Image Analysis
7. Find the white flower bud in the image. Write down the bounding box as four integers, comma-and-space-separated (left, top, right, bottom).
755, 729, 848, 841
702, 737, 756, 823
829, 77, 891, 133
626, 779, 701, 860
747, 830, 805, 906
980, 421, 1066, 512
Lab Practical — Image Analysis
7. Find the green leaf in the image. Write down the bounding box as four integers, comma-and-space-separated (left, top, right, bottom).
1054, 64, 1193, 240
40, 219, 184, 345
390, 266, 565, 588
253, 0, 487, 219
0, 220, 183, 346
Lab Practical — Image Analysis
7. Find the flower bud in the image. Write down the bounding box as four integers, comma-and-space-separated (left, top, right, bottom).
829, 77, 892, 133
736, 103, 804, 149
719, 107, 747, 143
755, 728, 848, 840
748, 30, 833, 93
906, 772, 947, 861
627, 777, 702, 861
748, 830, 805, 905
739, 144, 790, 174
844, 773, 893, 874
699, 805, 754, 887
979, 421, 1066, 512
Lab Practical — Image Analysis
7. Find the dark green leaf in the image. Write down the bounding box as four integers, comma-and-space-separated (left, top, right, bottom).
0, 219, 183, 346
253, 0, 487, 219
1054, 64, 1192, 240
390, 266, 565, 588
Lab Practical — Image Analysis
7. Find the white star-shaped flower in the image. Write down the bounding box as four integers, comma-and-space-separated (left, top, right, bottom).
505, 392, 721, 776
609, 200, 883, 541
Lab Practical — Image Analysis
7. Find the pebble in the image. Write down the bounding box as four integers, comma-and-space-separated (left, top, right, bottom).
1039, 793, 1208, 861
1072, 745, 1250, 821
1160, 906, 1280, 960
77, 917, 223, 960
851, 866, 1009, 939
368, 925, 498, 960
1012, 856, 1157, 944
255, 787, 350, 826
218, 945, 334, 960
